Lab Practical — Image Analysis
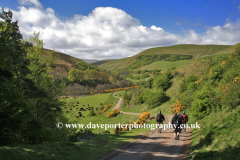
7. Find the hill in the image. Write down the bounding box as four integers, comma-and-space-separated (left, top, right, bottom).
43, 49, 99, 78
82, 59, 99, 64
98, 44, 231, 71
214, 43, 240, 55
91, 59, 116, 65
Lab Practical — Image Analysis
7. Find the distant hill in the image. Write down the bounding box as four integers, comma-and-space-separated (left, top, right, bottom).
98, 44, 231, 71
91, 59, 116, 65
82, 59, 99, 64
43, 49, 99, 79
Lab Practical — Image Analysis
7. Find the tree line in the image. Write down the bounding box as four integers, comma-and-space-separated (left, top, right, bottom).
0, 9, 69, 145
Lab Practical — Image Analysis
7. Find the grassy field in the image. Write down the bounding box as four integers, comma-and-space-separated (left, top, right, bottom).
61, 93, 111, 121
136, 60, 191, 72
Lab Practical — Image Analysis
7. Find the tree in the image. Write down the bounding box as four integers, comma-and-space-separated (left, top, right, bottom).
0, 9, 68, 145
0, 8, 35, 145
69, 69, 84, 82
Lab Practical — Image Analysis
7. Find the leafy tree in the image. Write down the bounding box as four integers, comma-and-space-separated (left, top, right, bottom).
0, 9, 68, 145
0, 8, 35, 145
69, 69, 84, 82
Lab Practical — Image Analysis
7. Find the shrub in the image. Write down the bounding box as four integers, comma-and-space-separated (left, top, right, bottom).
89, 110, 96, 117
124, 92, 132, 104
146, 90, 170, 108
222, 83, 240, 108
106, 109, 120, 118
170, 100, 185, 113
154, 71, 173, 91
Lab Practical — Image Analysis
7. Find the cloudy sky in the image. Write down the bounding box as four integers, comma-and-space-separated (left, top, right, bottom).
2, 0, 240, 60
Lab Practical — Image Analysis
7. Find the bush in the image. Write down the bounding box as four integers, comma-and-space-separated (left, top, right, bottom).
154, 70, 173, 91
124, 91, 132, 104
209, 65, 224, 82
222, 83, 240, 108
136, 88, 151, 104
146, 90, 170, 108
89, 110, 96, 117
179, 75, 199, 93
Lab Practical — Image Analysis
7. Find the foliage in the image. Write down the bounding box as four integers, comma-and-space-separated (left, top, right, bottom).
145, 90, 170, 108
113, 112, 150, 135
98, 103, 112, 115
89, 110, 96, 117
154, 70, 173, 91
0, 9, 68, 145
73, 59, 99, 71
124, 91, 132, 105
106, 109, 120, 118
69, 69, 84, 81
222, 82, 240, 108
170, 100, 185, 113
119, 54, 193, 71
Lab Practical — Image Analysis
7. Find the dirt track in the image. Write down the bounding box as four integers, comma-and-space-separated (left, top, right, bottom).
103, 92, 191, 160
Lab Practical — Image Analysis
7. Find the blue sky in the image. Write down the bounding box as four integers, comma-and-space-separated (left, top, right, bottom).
2, 0, 240, 59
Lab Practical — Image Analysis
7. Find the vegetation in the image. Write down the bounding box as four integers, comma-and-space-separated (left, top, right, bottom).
0, 9, 69, 145
2, 8, 240, 160
98, 44, 230, 71
118, 54, 193, 71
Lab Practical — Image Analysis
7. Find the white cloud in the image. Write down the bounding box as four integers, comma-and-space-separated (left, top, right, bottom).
151, 25, 164, 31
6, 0, 240, 60
18, 0, 42, 8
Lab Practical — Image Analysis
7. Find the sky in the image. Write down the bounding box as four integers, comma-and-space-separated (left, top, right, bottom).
2, 0, 240, 60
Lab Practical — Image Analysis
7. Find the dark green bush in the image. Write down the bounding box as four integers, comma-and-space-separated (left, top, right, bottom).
146, 90, 170, 108
89, 110, 96, 117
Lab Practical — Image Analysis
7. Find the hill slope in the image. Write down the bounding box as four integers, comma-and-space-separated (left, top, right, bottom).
98, 44, 231, 71
43, 49, 99, 78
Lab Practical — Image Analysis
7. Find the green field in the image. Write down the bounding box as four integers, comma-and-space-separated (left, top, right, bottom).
136, 60, 191, 72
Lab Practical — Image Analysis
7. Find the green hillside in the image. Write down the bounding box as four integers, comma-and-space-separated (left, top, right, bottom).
136, 60, 192, 72
43, 49, 99, 78
91, 59, 116, 65
215, 43, 240, 55
98, 44, 231, 71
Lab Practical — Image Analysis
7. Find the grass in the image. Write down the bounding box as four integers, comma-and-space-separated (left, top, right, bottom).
61, 93, 111, 116
186, 106, 240, 160
136, 60, 191, 72
0, 133, 142, 160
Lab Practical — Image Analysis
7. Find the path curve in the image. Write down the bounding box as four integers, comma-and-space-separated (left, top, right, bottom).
112, 92, 123, 111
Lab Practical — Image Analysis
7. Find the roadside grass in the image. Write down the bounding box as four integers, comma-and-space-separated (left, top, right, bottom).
0, 133, 142, 160
186, 105, 240, 160
116, 91, 124, 98
136, 60, 191, 72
